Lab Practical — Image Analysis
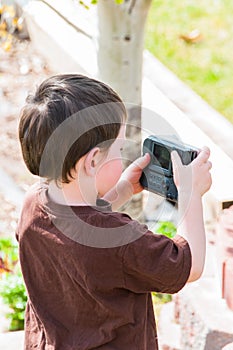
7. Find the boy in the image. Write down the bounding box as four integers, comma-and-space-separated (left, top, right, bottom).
17, 74, 212, 349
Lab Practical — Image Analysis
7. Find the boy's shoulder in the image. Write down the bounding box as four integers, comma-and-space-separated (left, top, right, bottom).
61, 203, 149, 249
18, 181, 149, 249
20, 181, 42, 211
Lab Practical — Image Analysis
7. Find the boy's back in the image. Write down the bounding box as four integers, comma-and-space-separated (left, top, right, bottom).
17, 182, 191, 350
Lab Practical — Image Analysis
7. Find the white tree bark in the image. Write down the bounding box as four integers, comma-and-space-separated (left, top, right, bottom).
97, 0, 152, 106
97, 0, 152, 219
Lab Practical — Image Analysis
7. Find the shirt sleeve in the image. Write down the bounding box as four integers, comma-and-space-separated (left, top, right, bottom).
122, 228, 191, 294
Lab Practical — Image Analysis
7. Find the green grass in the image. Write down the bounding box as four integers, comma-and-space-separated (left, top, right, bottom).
145, 0, 233, 123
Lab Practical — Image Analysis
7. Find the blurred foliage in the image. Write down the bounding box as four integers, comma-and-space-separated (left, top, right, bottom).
77, 0, 98, 10
0, 269, 27, 331
152, 221, 177, 312
145, 0, 233, 123
0, 237, 27, 331
155, 221, 177, 239
77, 0, 125, 10
0, 4, 23, 51
0, 237, 18, 273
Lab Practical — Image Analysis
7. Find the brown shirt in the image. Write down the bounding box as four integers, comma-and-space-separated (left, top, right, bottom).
17, 183, 191, 350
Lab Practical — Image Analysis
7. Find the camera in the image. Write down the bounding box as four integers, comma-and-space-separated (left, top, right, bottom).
140, 135, 198, 202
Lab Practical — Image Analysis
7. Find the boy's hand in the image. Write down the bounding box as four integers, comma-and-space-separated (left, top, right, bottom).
173, 147, 212, 282
171, 146, 212, 197
120, 153, 151, 195
103, 153, 150, 210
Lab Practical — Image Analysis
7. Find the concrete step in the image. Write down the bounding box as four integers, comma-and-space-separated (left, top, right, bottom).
158, 301, 181, 350
0, 331, 24, 350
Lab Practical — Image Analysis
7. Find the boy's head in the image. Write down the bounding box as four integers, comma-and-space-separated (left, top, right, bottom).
18, 74, 127, 184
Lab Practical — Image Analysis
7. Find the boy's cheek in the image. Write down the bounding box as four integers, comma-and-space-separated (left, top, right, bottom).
96, 159, 123, 195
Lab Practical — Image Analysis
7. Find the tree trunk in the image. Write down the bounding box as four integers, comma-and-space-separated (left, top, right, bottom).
97, 0, 151, 105
97, 0, 152, 220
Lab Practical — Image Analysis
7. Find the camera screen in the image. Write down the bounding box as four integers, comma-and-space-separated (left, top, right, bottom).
153, 144, 170, 170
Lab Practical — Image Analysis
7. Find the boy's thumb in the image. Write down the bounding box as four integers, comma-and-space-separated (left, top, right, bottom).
133, 153, 151, 170
140, 152, 151, 169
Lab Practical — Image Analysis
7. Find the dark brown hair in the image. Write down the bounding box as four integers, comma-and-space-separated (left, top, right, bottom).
18, 74, 126, 183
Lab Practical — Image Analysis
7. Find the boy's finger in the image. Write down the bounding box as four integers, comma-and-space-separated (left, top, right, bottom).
171, 150, 182, 169
195, 146, 210, 164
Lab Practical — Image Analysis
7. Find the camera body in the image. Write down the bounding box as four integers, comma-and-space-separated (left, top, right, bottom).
140, 135, 198, 202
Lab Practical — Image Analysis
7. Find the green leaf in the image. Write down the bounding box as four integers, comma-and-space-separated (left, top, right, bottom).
155, 221, 177, 239
79, 0, 90, 9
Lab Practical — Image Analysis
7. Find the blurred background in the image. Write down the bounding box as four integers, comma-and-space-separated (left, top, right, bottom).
1, 1, 233, 349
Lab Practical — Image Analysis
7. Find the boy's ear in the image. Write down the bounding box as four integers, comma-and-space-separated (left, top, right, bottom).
84, 147, 102, 176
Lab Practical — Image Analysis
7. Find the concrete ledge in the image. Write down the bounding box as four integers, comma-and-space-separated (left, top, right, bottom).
24, 1, 97, 75
144, 50, 233, 160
